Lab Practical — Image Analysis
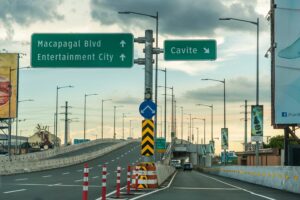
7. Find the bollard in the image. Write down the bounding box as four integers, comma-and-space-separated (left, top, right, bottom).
135, 166, 139, 191
82, 163, 89, 200
127, 165, 131, 195
116, 166, 121, 198
102, 165, 107, 200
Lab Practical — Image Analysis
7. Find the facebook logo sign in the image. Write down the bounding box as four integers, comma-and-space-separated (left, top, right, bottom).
282, 112, 288, 117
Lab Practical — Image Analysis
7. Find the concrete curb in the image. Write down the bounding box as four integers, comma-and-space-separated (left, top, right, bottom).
0, 140, 133, 175
203, 166, 300, 194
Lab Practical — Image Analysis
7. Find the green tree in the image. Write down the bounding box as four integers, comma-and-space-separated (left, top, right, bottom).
269, 135, 284, 149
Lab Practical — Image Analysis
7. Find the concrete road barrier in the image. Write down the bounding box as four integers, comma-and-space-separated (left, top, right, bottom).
0, 139, 120, 164
156, 162, 175, 186
0, 140, 133, 175
204, 166, 300, 194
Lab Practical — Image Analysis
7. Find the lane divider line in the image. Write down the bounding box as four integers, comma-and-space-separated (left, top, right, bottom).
129, 171, 178, 200
3, 189, 27, 194
42, 175, 52, 178
173, 187, 240, 190
15, 178, 28, 181
197, 173, 276, 200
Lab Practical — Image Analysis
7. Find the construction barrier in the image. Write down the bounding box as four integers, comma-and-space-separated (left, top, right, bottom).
127, 165, 131, 194
101, 165, 107, 200
82, 163, 89, 200
116, 166, 121, 198
131, 162, 158, 189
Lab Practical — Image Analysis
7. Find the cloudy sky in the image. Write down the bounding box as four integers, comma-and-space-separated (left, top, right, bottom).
0, 0, 279, 153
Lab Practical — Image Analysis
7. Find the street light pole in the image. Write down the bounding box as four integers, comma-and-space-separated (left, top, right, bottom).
55, 85, 73, 146
84, 93, 98, 140
180, 106, 183, 143
196, 104, 214, 142
202, 78, 226, 163
219, 17, 260, 165
158, 68, 167, 139
201, 118, 206, 144
113, 105, 123, 140
16, 99, 33, 153
101, 99, 112, 140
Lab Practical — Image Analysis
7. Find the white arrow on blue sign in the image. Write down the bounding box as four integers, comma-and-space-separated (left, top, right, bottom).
139, 100, 157, 119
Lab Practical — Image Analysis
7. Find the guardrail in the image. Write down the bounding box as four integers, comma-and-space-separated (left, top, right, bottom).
0, 140, 133, 175
204, 166, 300, 194
0, 138, 120, 163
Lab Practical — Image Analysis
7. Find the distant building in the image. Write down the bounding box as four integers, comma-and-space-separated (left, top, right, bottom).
236, 148, 281, 166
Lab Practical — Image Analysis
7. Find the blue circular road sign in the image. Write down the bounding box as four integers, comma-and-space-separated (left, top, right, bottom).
139, 100, 157, 119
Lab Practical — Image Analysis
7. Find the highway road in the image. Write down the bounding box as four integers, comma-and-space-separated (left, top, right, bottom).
0, 141, 141, 200
138, 170, 300, 200
49, 141, 119, 159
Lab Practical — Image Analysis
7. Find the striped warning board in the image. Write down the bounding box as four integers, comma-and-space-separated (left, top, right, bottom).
141, 120, 154, 156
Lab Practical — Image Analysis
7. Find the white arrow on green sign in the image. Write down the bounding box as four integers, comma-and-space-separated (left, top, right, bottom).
164, 39, 217, 61
31, 33, 134, 68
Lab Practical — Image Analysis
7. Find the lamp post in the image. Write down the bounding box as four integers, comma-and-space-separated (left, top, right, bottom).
180, 106, 184, 143
16, 99, 33, 153
192, 118, 200, 144
122, 113, 129, 140
113, 105, 123, 140
201, 118, 206, 144
84, 93, 98, 140
101, 99, 112, 140
158, 68, 167, 140
202, 78, 226, 163
55, 85, 73, 146
118, 10, 159, 159
196, 104, 213, 143
219, 17, 260, 165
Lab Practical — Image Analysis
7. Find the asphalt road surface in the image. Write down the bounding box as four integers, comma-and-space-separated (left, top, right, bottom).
49, 141, 118, 159
0, 141, 141, 200
138, 170, 300, 200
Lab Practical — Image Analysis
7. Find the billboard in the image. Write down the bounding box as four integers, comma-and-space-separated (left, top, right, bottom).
0, 53, 18, 119
274, 0, 300, 125
251, 105, 263, 142
221, 128, 228, 150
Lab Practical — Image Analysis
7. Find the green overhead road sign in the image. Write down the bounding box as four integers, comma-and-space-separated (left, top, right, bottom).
156, 137, 166, 153
164, 40, 217, 61
31, 33, 134, 68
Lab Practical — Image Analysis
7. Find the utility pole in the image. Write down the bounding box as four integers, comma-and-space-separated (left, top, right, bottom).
62, 101, 71, 146
244, 100, 248, 151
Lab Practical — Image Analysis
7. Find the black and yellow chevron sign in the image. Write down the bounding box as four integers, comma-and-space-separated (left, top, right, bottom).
141, 120, 154, 156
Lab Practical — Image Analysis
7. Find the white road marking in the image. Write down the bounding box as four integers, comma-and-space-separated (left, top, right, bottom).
173, 187, 240, 190
111, 159, 115, 162
128, 172, 177, 200
95, 186, 126, 200
15, 183, 101, 188
3, 189, 27, 194
42, 175, 52, 178
15, 178, 28, 181
197, 173, 276, 200
62, 172, 70, 175
89, 167, 93, 170
48, 183, 62, 187
116, 157, 120, 160
98, 164, 102, 167
105, 162, 109, 165
74, 179, 82, 182
92, 176, 99, 179
77, 169, 83, 172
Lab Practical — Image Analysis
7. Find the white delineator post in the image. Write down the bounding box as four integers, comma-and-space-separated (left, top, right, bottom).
82, 163, 89, 200
127, 165, 131, 194
135, 166, 139, 191
102, 165, 107, 200
116, 166, 121, 198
